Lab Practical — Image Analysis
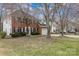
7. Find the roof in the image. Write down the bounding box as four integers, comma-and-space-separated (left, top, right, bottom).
39, 24, 47, 28
10, 10, 39, 23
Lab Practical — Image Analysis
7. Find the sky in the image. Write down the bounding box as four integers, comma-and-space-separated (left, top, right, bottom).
31, 3, 41, 9
0, 3, 79, 22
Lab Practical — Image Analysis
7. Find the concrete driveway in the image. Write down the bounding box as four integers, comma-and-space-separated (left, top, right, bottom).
51, 34, 79, 38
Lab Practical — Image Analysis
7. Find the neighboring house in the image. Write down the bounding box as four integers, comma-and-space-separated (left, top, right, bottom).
67, 20, 79, 33
51, 22, 58, 33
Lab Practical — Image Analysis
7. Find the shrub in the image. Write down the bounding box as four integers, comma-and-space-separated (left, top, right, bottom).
10, 32, 26, 37
31, 31, 40, 35
0, 31, 6, 38
20, 32, 26, 36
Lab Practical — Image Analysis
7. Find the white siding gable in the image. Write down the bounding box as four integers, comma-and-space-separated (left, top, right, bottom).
3, 15, 12, 35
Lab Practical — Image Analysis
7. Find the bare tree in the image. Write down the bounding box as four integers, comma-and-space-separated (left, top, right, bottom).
57, 4, 71, 36
16, 4, 32, 35
37, 3, 61, 38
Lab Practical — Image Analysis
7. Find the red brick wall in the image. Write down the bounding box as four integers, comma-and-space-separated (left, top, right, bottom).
12, 19, 26, 28
12, 19, 42, 34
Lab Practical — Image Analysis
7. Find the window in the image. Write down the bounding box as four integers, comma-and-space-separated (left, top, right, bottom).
13, 28, 15, 33
23, 28, 25, 32
18, 17, 22, 23
33, 28, 36, 32
19, 28, 21, 32
31, 28, 33, 32
26, 27, 29, 34
18, 28, 19, 32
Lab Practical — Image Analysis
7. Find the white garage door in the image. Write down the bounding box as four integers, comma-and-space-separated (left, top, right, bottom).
42, 28, 47, 35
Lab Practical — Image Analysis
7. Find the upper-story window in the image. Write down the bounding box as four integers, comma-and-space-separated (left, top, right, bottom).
18, 17, 22, 23
23, 18, 28, 24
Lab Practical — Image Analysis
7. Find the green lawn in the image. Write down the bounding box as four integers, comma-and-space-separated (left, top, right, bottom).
0, 36, 79, 56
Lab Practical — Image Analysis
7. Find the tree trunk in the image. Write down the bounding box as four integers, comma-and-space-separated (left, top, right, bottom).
60, 19, 64, 36
61, 31, 64, 36
47, 26, 51, 38
61, 27, 64, 36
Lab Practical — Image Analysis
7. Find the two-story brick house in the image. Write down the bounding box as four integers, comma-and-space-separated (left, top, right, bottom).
2, 10, 43, 36
1, 9, 60, 36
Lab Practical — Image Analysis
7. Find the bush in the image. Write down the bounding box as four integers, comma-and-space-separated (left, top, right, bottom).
10, 32, 26, 37
21, 32, 26, 36
0, 31, 6, 38
31, 31, 40, 35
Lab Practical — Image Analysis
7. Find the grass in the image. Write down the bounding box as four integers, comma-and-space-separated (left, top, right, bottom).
0, 36, 79, 56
